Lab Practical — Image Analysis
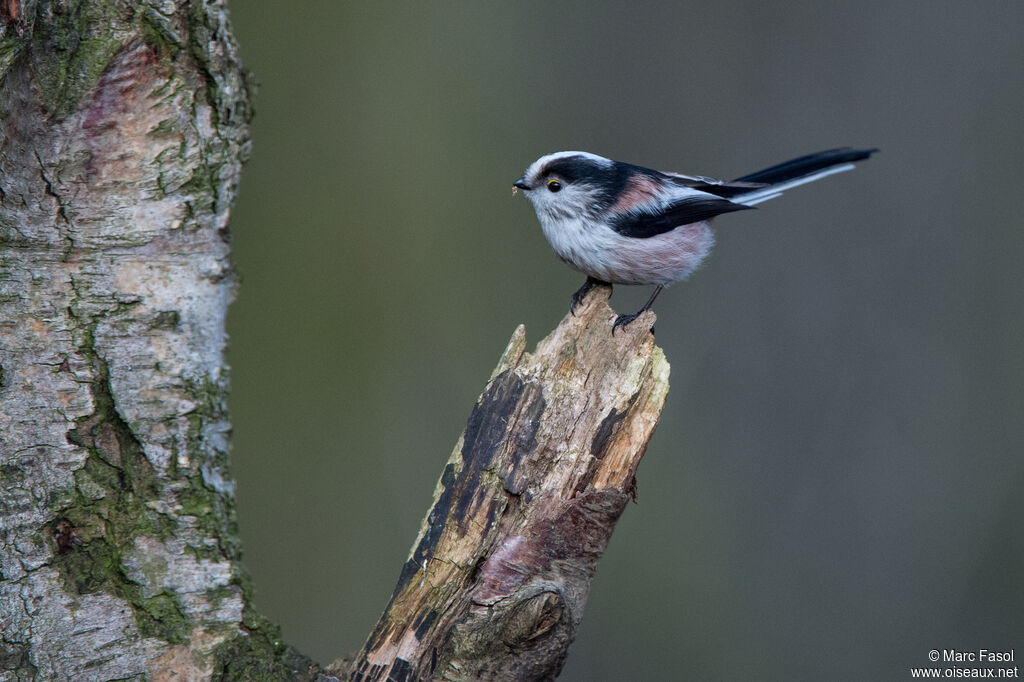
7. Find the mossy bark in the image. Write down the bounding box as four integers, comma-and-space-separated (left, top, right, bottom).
0, 4, 672, 680
0, 2, 319, 680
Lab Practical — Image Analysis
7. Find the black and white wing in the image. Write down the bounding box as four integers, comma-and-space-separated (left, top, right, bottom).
609, 191, 753, 239
664, 172, 767, 199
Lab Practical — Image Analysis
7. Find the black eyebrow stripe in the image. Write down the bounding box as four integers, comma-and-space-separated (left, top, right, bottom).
610, 196, 753, 238
539, 159, 671, 209
539, 156, 614, 185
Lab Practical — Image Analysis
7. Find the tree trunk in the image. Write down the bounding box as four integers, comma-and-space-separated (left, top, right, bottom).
0, 2, 319, 680
0, 3, 670, 680
334, 290, 670, 682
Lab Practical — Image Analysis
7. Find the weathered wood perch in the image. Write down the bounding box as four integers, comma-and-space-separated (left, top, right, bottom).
0, 3, 670, 677
336, 288, 670, 682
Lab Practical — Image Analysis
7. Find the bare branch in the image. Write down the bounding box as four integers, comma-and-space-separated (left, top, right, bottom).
338, 287, 670, 682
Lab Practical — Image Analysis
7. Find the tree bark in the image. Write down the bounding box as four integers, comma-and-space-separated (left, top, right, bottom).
0, 2, 320, 680
0, 3, 670, 680
335, 290, 670, 682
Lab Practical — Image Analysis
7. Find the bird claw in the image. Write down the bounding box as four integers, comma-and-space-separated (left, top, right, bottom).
612, 312, 640, 334
570, 289, 589, 316
569, 278, 605, 316
612, 313, 656, 335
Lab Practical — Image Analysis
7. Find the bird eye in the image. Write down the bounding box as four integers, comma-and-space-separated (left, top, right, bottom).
547, 179, 562, 193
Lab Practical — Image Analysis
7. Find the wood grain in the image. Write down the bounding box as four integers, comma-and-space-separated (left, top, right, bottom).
339, 285, 670, 681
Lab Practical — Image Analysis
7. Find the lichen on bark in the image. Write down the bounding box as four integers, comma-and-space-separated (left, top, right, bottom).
1, 3, 673, 680
0, 2, 307, 679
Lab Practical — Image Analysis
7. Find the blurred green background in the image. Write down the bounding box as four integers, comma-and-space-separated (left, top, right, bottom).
225, 2, 1024, 679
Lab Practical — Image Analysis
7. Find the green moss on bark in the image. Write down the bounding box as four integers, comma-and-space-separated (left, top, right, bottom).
176, 376, 243, 561
50, 530, 190, 643
211, 605, 320, 682
0, 36, 23, 80
29, 0, 124, 119
9, 1, 294, 673
207, 562, 322, 681
53, 325, 188, 643
139, 6, 183, 56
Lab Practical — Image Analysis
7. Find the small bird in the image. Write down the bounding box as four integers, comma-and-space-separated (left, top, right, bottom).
513, 147, 876, 333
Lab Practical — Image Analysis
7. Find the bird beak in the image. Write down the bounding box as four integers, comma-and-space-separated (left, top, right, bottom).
512, 177, 530, 195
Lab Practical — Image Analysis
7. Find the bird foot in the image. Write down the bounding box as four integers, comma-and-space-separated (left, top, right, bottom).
612, 312, 656, 336
612, 312, 641, 334
570, 278, 608, 316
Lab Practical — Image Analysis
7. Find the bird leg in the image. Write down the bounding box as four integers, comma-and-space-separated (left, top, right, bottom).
570, 277, 609, 316
612, 285, 663, 334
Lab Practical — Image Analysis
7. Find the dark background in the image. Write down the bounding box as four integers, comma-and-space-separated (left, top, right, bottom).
226, 3, 1024, 679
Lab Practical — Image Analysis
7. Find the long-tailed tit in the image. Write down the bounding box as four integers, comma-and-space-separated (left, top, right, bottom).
513, 147, 876, 333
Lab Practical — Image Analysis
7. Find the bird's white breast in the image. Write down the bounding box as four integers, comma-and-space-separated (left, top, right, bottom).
536, 212, 715, 286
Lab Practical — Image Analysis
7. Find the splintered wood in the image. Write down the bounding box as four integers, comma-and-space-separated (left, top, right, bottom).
341, 285, 670, 682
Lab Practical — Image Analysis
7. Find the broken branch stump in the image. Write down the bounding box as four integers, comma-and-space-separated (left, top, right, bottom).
336, 286, 671, 681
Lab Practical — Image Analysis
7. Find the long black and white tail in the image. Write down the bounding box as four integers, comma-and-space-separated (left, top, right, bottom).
732, 148, 877, 206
